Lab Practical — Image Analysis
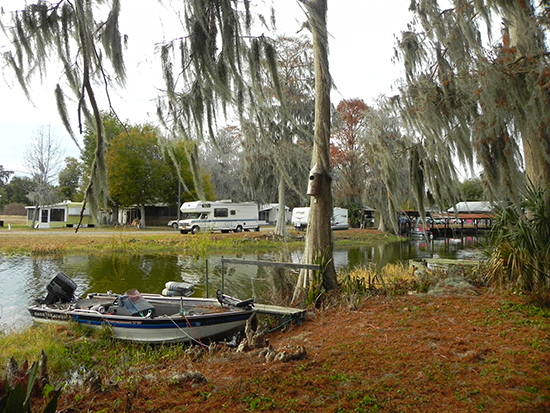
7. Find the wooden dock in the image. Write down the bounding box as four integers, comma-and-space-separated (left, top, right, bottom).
220, 257, 310, 323
410, 258, 481, 269
254, 303, 306, 320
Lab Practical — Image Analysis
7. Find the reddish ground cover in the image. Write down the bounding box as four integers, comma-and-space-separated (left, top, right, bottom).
54, 289, 549, 413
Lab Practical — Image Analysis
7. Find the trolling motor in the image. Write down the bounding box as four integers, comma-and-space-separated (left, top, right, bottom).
216, 290, 254, 311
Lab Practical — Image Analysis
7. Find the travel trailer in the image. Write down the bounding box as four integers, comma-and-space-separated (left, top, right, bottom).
291, 207, 349, 231
25, 201, 96, 229
178, 201, 263, 234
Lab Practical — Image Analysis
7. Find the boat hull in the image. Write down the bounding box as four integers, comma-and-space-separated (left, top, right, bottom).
28, 294, 257, 344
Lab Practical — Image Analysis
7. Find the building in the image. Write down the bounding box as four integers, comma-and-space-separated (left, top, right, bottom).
259, 204, 291, 225
26, 201, 96, 229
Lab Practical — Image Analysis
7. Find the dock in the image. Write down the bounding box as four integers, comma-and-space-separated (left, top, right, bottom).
254, 303, 306, 319
219, 257, 310, 323
410, 258, 481, 269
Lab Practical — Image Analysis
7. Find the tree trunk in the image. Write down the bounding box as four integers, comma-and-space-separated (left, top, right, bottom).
139, 205, 146, 229
507, 5, 550, 208
294, 0, 337, 303
274, 175, 288, 236
522, 133, 550, 206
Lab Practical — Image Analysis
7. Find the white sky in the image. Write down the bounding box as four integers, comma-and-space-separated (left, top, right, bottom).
0, 0, 412, 178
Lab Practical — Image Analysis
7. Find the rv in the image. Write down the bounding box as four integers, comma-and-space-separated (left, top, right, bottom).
178, 201, 263, 234
291, 207, 349, 231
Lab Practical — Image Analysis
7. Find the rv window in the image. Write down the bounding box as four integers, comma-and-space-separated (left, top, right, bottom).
201, 203, 211, 208
230, 210, 236, 215
181, 213, 201, 219
214, 208, 228, 218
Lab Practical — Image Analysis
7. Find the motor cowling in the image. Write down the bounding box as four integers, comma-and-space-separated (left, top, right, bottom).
38, 273, 77, 304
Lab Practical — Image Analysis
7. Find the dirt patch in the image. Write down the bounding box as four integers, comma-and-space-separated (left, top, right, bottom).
53, 289, 549, 413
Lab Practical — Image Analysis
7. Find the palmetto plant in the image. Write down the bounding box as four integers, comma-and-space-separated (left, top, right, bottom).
485, 185, 550, 300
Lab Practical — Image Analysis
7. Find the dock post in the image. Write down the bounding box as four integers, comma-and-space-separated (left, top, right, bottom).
221, 256, 225, 293
205, 259, 209, 298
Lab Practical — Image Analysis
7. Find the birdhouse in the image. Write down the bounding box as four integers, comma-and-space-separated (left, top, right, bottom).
307, 163, 323, 197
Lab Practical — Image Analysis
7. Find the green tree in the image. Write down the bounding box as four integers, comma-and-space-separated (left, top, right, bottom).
106, 124, 171, 228
4, 176, 33, 205
58, 157, 84, 201
0, 165, 13, 211
459, 178, 485, 202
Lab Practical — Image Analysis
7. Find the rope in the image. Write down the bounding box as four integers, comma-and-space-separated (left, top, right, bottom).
166, 314, 208, 348
267, 316, 297, 333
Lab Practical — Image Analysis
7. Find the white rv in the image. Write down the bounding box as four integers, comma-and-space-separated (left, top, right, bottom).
178, 201, 263, 234
291, 207, 349, 231
331, 207, 350, 230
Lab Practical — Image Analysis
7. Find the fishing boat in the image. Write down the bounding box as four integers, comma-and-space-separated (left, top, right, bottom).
28, 273, 257, 345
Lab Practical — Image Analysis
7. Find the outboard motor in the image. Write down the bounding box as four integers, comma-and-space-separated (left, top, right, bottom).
38, 272, 77, 305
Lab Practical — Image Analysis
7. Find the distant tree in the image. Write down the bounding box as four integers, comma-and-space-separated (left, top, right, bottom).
331, 99, 369, 208
358, 103, 413, 234
106, 124, 208, 228
106, 125, 167, 228
459, 178, 485, 202
24, 126, 63, 227
81, 112, 129, 224
0, 166, 14, 211
162, 138, 214, 206
201, 126, 248, 202
58, 157, 84, 201
2, 203, 26, 215
4, 176, 33, 205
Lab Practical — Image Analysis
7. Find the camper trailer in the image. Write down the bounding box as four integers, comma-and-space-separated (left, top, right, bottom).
291, 207, 349, 231
178, 201, 263, 234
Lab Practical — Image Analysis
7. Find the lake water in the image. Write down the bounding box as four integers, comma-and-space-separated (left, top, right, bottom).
0, 236, 483, 333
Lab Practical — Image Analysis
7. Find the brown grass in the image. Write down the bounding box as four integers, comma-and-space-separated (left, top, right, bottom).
34, 290, 549, 413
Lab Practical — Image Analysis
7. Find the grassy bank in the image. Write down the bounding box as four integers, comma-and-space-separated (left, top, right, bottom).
0, 218, 402, 255
2, 290, 549, 413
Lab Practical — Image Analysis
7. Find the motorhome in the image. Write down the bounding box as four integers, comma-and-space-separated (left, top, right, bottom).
291, 207, 349, 231
178, 201, 263, 234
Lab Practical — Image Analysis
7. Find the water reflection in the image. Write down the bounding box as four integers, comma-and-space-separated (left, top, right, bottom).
0, 236, 483, 332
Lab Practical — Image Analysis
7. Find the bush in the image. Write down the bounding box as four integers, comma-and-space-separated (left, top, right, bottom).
484, 184, 550, 302
2, 203, 26, 215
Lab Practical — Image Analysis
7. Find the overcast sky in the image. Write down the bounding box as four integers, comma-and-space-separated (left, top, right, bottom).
0, 0, 412, 177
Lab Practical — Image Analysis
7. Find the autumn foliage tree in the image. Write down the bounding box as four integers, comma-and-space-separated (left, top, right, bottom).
331, 99, 369, 209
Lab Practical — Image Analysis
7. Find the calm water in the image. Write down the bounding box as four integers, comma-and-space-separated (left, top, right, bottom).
0, 236, 483, 333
